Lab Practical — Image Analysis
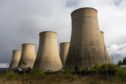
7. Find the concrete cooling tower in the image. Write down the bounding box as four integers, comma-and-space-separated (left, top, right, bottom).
9, 50, 21, 68
60, 42, 70, 66
105, 49, 112, 64
34, 31, 62, 71
18, 43, 36, 68
99, 31, 106, 64
100, 31, 112, 64
65, 7, 106, 69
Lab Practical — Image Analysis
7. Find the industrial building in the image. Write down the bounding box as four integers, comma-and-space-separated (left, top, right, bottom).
8, 7, 112, 71
34, 31, 62, 71
65, 7, 111, 69
9, 50, 21, 68
60, 42, 70, 66
18, 43, 36, 68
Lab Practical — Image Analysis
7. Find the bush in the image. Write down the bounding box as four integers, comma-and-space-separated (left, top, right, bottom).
31, 68, 45, 78
73, 64, 121, 76
116, 68, 126, 80
74, 65, 81, 72
91, 64, 101, 73
96, 64, 120, 75
5, 71, 18, 80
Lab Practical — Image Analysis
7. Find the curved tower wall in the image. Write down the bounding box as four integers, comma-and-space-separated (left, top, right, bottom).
105, 49, 112, 64
65, 8, 105, 69
99, 31, 106, 64
18, 43, 36, 68
9, 50, 21, 68
60, 42, 70, 66
100, 31, 112, 64
34, 31, 62, 71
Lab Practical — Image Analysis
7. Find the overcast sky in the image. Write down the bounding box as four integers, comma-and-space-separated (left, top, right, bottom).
0, 0, 126, 67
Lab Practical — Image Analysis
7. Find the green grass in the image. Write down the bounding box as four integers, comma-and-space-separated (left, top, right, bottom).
0, 71, 126, 84
0, 64, 126, 84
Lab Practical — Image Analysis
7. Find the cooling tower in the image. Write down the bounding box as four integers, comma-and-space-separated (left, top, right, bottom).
18, 43, 36, 68
34, 31, 62, 71
99, 31, 106, 64
105, 50, 112, 64
9, 50, 21, 68
60, 42, 70, 66
100, 31, 112, 64
65, 7, 105, 69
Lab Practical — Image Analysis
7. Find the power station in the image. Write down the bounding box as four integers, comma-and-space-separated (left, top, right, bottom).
8, 7, 112, 71
65, 7, 110, 69
60, 42, 70, 66
34, 31, 62, 71
18, 43, 36, 68
9, 50, 21, 68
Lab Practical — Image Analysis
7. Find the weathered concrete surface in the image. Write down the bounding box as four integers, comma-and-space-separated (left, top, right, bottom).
9, 50, 21, 68
99, 31, 106, 64
18, 43, 36, 68
105, 49, 112, 64
100, 31, 112, 64
34, 31, 62, 71
60, 42, 70, 66
65, 7, 106, 69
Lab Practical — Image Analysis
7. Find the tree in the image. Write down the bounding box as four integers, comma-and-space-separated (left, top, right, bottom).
118, 57, 126, 65
118, 60, 122, 65
122, 57, 126, 64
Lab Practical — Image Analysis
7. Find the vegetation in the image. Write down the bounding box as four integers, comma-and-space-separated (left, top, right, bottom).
118, 57, 126, 65
0, 64, 126, 84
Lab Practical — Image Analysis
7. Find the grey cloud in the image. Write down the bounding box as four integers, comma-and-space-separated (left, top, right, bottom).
114, 0, 125, 6
0, 63, 9, 68
66, 0, 81, 7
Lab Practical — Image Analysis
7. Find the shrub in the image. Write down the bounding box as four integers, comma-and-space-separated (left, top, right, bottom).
74, 65, 81, 72
96, 64, 120, 75
31, 68, 44, 78
116, 68, 126, 80
91, 64, 101, 73
5, 71, 18, 80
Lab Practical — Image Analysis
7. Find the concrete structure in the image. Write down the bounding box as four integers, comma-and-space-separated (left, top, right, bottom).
9, 50, 21, 68
34, 31, 62, 71
18, 43, 36, 68
99, 31, 106, 64
60, 42, 70, 66
106, 49, 112, 64
100, 31, 112, 64
65, 7, 107, 69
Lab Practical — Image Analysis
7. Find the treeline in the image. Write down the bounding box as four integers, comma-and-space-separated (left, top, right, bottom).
118, 57, 126, 65
69, 64, 126, 79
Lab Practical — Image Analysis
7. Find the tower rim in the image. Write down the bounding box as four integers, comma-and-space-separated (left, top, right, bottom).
60, 42, 69, 45
22, 43, 36, 46
71, 7, 97, 16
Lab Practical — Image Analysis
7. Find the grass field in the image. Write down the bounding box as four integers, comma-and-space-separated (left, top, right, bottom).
0, 64, 126, 84
0, 71, 126, 84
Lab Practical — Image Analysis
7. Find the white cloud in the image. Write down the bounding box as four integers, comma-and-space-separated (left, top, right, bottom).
108, 44, 126, 64
0, 63, 9, 68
